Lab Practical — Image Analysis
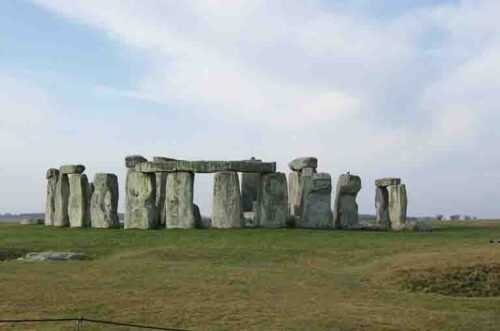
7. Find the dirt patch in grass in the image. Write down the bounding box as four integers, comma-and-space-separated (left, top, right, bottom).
401, 263, 500, 297
0, 248, 29, 261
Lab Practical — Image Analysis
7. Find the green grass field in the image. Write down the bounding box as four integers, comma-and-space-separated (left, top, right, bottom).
1, 221, 500, 330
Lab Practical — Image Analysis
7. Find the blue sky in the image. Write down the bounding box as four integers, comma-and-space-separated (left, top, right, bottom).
1, 0, 499, 218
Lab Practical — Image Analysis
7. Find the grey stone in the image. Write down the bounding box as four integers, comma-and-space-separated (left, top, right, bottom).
53, 173, 69, 227
68, 174, 90, 228
46, 168, 59, 179
125, 155, 147, 168
193, 203, 207, 228
212, 171, 242, 228
90, 173, 119, 228
404, 220, 432, 232
288, 172, 301, 217
165, 172, 195, 229
19, 251, 88, 261
45, 168, 59, 226
20, 218, 44, 225
153, 156, 176, 162
155, 172, 168, 226
299, 173, 333, 229
125, 170, 157, 229
256, 172, 288, 228
241, 158, 262, 212
136, 160, 276, 174
334, 173, 362, 229
375, 177, 401, 187
288, 157, 318, 171
243, 211, 258, 228
60, 164, 85, 175
388, 184, 407, 230
375, 187, 390, 228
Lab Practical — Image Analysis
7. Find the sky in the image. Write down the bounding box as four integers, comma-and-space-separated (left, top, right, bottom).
1, 0, 499, 218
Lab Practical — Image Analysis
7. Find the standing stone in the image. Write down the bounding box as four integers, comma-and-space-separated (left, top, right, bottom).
256, 172, 288, 228
375, 186, 390, 228
155, 172, 168, 226
45, 168, 59, 226
53, 173, 70, 227
90, 173, 119, 228
241, 157, 262, 212
165, 172, 195, 229
125, 171, 157, 229
68, 174, 90, 228
212, 171, 242, 228
387, 184, 408, 230
333, 173, 362, 229
299, 173, 333, 229
288, 171, 301, 217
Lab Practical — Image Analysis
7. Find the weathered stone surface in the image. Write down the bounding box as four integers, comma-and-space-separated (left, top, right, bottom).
125, 155, 147, 168
212, 171, 242, 228
90, 173, 119, 228
375, 186, 390, 228
60, 164, 85, 175
288, 172, 301, 217
68, 174, 90, 228
299, 173, 333, 229
165, 172, 195, 229
193, 203, 210, 228
53, 173, 69, 227
19, 251, 88, 261
243, 211, 258, 228
375, 177, 401, 187
288, 157, 318, 171
136, 160, 276, 174
155, 172, 168, 226
388, 184, 408, 230
241, 158, 262, 212
153, 156, 176, 162
46, 168, 59, 179
256, 172, 288, 228
20, 218, 44, 225
404, 220, 432, 232
45, 169, 59, 226
125, 171, 157, 229
334, 173, 362, 229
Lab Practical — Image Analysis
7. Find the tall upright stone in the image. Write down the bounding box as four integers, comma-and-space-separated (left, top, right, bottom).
45, 168, 59, 226
90, 173, 119, 228
375, 186, 389, 228
53, 173, 70, 227
241, 157, 262, 212
299, 173, 333, 229
68, 174, 90, 228
388, 184, 408, 230
256, 172, 288, 228
375, 177, 403, 230
288, 171, 301, 218
125, 171, 157, 229
165, 172, 195, 229
212, 171, 242, 228
333, 173, 362, 229
155, 172, 168, 226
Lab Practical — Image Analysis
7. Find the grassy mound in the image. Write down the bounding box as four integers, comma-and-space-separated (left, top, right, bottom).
401, 263, 500, 297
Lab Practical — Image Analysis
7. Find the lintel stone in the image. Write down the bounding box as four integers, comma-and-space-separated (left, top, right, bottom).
288, 157, 318, 171
125, 155, 148, 168
60, 164, 85, 175
375, 177, 401, 187
136, 160, 276, 174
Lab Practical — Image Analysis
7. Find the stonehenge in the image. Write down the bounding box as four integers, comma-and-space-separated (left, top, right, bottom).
333, 173, 362, 229
375, 178, 407, 230
43, 156, 411, 232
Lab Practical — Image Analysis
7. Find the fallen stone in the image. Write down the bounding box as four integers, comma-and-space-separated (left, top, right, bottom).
288, 157, 318, 171
45, 168, 59, 226
125, 171, 157, 229
136, 160, 276, 174
90, 173, 119, 228
404, 220, 432, 232
165, 172, 195, 229
388, 184, 408, 231
490, 239, 500, 244
299, 173, 333, 229
125, 155, 148, 168
68, 174, 90, 228
18, 251, 88, 261
59, 164, 85, 175
375, 177, 401, 187
212, 171, 242, 228
333, 173, 362, 229
256, 172, 288, 228
375, 186, 390, 228
19, 218, 44, 225
241, 158, 262, 212
53, 173, 70, 227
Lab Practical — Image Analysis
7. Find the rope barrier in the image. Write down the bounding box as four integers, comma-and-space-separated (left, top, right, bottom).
0, 317, 190, 331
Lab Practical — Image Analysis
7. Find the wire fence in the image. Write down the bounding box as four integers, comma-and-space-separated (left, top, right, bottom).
0, 317, 190, 331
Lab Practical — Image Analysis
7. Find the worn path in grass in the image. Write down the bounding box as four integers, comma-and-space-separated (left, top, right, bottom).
1, 221, 499, 330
